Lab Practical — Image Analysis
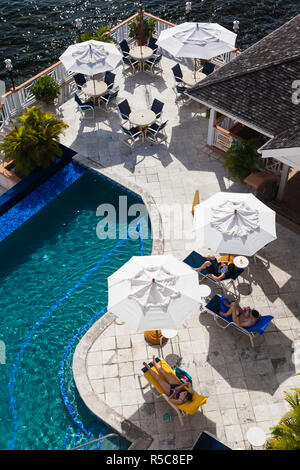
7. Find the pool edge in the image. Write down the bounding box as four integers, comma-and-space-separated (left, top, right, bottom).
71, 153, 164, 450
72, 311, 153, 450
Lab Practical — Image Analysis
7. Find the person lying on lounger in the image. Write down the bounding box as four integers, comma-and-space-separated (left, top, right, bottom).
143, 355, 193, 405
193, 254, 235, 282
220, 299, 260, 328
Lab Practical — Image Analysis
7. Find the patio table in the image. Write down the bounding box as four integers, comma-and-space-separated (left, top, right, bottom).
129, 46, 153, 71
182, 71, 206, 87
81, 80, 108, 105
233, 255, 249, 277
129, 109, 156, 140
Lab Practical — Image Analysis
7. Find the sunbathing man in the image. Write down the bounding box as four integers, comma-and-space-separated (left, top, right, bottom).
193, 254, 235, 282
220, 299, 260, 328
143, 355, 193, 405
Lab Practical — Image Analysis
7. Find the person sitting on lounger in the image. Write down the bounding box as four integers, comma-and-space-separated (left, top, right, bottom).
193, 254, 235, 282
143, 355, 193, 405
220, 299, 260, 328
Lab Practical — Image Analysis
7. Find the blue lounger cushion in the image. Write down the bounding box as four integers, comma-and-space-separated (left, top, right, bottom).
192, 431, 231, 450
205, 294, 274, 335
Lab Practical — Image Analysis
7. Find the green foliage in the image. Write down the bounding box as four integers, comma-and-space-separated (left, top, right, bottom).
129, 18, 156, 44
223, 138, 260, 180
267, 388, 300, 450
31, 75, 60, 104
0, 106, 68, 177
76, 26, 115, 43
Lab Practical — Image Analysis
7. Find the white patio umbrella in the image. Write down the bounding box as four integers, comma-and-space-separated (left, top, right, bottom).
157, 22, 236, 59
108, 255, 203, 332
59, 40, 122, 75
156, 22, 236, 77
59, 40, 122, 95
193, 193, 277, 256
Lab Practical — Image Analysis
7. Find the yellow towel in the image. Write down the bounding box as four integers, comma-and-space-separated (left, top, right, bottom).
144, 359, 207, 415
218, 255, 234, 264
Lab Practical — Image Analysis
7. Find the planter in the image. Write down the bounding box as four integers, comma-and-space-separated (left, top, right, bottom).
35, 100, 56, 114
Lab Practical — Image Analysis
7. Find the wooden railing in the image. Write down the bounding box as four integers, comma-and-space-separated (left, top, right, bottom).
0, 10, 239, 131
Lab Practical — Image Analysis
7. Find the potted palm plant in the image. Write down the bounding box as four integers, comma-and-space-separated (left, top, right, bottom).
31, 75, 61, 105
0, 106, 68, 177
129, 17, 156, 46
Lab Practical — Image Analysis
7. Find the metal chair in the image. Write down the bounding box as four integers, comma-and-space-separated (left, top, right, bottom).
146, 120, 168, 144
122, 56, 139, 74
73, 73, 86, 97
202, 61, 215, 76
173, 83, 191, 104
119, 39, 130, 56
104, 71, 116, 90
120, 125, 142, 148
117, 99, 131, 123
145, 54, 162, 74
74, 93, 94, 119
171, 64, 184, 83
148, 37, 158, 54
100, 89, 119, 111
150, 98, 164, 121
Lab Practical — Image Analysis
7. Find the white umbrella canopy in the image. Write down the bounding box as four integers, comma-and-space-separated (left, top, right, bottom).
59, 40, 122, 75
108, 255, 203, 331
156, 22, 237, 59
193, 193, 277, 256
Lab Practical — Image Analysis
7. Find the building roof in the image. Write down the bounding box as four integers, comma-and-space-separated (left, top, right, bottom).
188, 14, 300, 151
262, 124, 300, 151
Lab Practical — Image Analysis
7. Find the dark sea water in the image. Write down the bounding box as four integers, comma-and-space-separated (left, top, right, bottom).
0, 0, 299, 87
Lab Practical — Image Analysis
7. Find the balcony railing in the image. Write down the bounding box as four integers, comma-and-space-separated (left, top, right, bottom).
0, 10, 239, 131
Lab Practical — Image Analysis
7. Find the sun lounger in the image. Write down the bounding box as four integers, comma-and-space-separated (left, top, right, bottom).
183, 251, 244, 294
142, 357, 207, 425
192, 431, 232, 450
204, 294, 274, 347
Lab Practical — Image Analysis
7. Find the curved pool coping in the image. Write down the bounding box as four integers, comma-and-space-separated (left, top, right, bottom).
72, 154, 164, 449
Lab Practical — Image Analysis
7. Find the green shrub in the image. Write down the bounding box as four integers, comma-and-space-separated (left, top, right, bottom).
267, 385, 300, 450
0, 106, 68, 177
31, 75, 60, 105
223, 138, 261, 181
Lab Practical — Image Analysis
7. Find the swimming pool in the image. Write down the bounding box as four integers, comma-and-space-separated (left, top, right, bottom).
0, 164, 152, 450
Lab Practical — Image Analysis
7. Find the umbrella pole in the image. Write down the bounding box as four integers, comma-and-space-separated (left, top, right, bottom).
194, 58, 197, 80
93, 75, 96, 97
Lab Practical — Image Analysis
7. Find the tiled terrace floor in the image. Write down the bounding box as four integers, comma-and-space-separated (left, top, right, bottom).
58, 55, 300, 449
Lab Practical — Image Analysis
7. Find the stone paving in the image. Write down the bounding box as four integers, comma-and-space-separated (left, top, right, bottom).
60, 55, 300, 449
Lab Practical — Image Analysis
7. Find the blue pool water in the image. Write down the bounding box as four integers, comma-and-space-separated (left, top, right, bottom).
0, 165, 152, 450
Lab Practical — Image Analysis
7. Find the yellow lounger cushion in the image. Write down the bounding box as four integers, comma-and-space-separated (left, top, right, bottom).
144, 359, 207, 415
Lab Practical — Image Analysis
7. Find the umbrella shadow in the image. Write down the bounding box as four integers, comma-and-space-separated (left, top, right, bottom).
123, 71, 168, 96
198, 309, 296, 396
